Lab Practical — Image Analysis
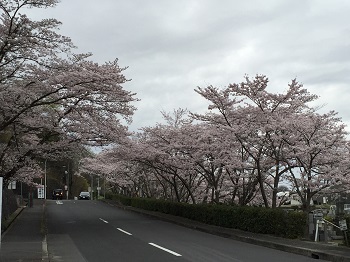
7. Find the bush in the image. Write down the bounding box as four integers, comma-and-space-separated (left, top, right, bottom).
284, 211, 306, 239
107, 194, 306, 239
105, 193, 132, 206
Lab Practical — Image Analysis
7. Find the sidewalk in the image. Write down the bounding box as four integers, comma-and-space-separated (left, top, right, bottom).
104, 200, 350, 262
0, 199, 47, 262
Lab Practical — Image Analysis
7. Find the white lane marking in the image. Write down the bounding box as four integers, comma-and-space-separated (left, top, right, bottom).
117, 228, 132, 236
99, 218, 109, 223
149, 243, 182, 257
42, 235, 49, 261
56, 200, 63, 205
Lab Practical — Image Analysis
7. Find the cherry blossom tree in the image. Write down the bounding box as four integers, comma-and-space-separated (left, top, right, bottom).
80, 152, 138, 196
193, 75, 350, 208
90, 109, 257, 205
0, 1, 138, 185
130, 123, 201, 203
82, 109, 203, 203
82, 74, 350, 212
283, 111, 350, 212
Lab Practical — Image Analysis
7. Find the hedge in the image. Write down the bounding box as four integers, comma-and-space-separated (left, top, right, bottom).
105, 194, 306, 239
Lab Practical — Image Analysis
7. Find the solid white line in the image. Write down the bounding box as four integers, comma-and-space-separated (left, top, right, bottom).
117, 228, 132, 235
99, 218, 109, 223
149, 243, 182, 257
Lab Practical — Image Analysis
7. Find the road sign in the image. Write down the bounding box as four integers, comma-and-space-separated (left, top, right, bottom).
37, 186, 44, 199
339, 220, 348, 231
7, 181, 16, 189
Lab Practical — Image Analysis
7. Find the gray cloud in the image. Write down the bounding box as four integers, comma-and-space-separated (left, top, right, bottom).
26, 0, 350, 131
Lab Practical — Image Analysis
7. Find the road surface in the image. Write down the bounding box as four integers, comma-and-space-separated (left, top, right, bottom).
46, 200, 329, 262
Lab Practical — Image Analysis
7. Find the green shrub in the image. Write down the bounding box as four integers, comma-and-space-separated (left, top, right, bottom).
107, 194, 306, 239
284, 211, 306, 238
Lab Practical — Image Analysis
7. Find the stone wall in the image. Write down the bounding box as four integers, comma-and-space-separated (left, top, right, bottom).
2, 189, 18, 220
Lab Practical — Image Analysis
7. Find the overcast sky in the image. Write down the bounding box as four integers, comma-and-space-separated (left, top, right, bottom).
27, 0, 350, 132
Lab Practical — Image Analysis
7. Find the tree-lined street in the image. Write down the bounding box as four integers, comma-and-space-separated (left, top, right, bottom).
1, 1, 350, 261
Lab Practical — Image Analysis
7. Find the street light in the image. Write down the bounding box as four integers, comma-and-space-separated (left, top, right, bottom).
90, 174, 93, 200
44, 159, 47, 200
63, 165, 69, 200
65, 170, 69, 200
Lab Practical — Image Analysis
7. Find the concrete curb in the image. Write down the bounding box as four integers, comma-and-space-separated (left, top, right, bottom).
1, 205, 26, 236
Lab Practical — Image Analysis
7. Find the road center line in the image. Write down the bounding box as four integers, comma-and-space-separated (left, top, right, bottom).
99, 218, 109, 223
117, 228, 132, 235
149, 243, 182, 257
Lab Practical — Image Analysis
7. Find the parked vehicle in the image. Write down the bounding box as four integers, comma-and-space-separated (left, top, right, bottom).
79, 191, 90, 200
52, 189, 63, 200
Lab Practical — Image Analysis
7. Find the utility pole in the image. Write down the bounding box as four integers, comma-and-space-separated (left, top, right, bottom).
91, 175, 94, 200
44, 159, 47, 199
104, 177, 106, 199
97, 177, 100, 200
67, 162, 70, 199
63, 162, 70, 200
65, 170, 68, 200
20, 181, 23, 205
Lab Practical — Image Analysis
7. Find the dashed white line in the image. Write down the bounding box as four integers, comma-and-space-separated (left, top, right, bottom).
97, 220, 179, 257
149, 243, 182, 257
117, 228, 132, 235
99, 218, 109, 223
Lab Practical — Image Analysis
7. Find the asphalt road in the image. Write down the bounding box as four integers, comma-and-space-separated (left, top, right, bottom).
46, 200, 329, 262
